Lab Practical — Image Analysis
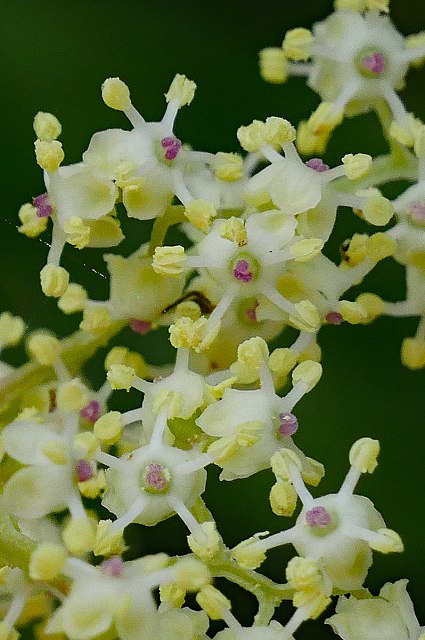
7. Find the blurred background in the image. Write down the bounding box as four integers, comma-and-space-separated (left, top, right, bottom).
1, 0, 425, 636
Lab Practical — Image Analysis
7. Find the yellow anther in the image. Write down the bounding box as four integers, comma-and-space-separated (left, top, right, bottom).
308, 102, 343, 136
29, 543, 67, 580
259, 47, 288, 84
361, 195, 394, 226
401, 337, 425, 370
107, 363, 135, 391
298, 341, 322, 364
62, 517, 96, 556
283, 28, 313, 61
73, 432, 99, 459
93, 411, 124, 445
79, 305, 112, 335
349, 437, 380, 473
369, 528, 404, 554
0, 312, 25, 347
237, 120, 267, 152
41, 440, 68, 465
365, 0, 389, 13
296, 120, 328, 156
292, 360, 322, 389
293, 591, 332, 619
34, 139, 64, 172
58, 283, 88, 314
78, 470, 106, 499
286, 557, 325, 593
235, 421, 263, 447
152, 245, 186, 276
405, 31, 425, 68
105, 346, 149, 378
63, 216, 91, 249
389, 120, 415, 147
289, 300, 321, 332
173, 557, 210, 591
338, 300, 368, 324
208, 435, 239, 463
27, 331, 60, 365
184, 200, 217, 233
231, 532, 268, 569
169, 316, 219, 352
366, 233, 396, 263
334, 0, 365, 10
18, 202, 48, 238
174, 300, 202, 321
33, 112, 62, 141
196, 585, 230, 620
237, 336, 269, 369
188, 521, 221, 561
290, 238, 324, 262
269, 479, 298, 516
342, 153, 372, 180
121, 180, 147, 213
56, 379, 88, 412
355, 293, 385, 322
213, 152, 244, 181
264, 116, 296, 145
340, 233, 368, 267
101, 77, 131, 111
269, 348, 298, 376
159, 583, 186, 608
165, 74, 196, 107
40, 264, 69, 297
93, 519, 126, 557
219, 217, 248, 247
207, 376, 237, 400
271, 448, 302, 481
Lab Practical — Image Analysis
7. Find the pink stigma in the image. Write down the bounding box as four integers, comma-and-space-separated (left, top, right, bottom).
33, 193, 53, 218
144, 463, 170, 492
233, 259, 253, 282
305, 158, 329, 172
75, 459, 94, 482
245, 301, 259, 322
278, 412, 298, 437
326, 311, 343, 325
129, 319, 152, 335
306, 506, 331, 528
80, 400, 101, 423
101, 556, 124, 577
161, 136, 181, 160
409, 201, 425, 225
362, 51, 385, 75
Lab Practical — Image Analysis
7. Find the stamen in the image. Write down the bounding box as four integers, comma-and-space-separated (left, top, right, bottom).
278, 412, 299, 437
305, 505, 331, 528
129, 319, 152, 334
305, 158, 329, 172
33, 193, 53, 218
142, 462, 171, 493
80, 399, 101, 423
160, 136, 182, 160
75, 459, 95, 482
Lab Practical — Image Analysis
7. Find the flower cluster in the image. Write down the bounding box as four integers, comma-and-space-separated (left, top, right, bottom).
0, 0, 424, 638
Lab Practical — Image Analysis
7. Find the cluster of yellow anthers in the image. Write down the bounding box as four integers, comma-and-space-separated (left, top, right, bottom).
1, 1, 425, 639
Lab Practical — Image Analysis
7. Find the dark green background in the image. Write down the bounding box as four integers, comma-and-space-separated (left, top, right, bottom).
1, 1, 425, 637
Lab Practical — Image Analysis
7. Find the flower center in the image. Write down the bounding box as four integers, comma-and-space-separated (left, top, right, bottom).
101, 555, 124, 577
142, 462, 172, 493
80, 400, 101, 423
356, 48, 386, 78
75, 459, 95, 482
325, 311, 343, 325
33, 193, 53, 218
306, 506, 331, 528
305, 158, 329, 172
408, 201, 425, 227
231, 253, 259, 283
160, 136, 181, 161
277, 412, 298, 437
129, 319, 152, 334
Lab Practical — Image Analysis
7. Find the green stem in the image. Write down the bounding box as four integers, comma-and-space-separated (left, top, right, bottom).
148, 205, 186, 256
